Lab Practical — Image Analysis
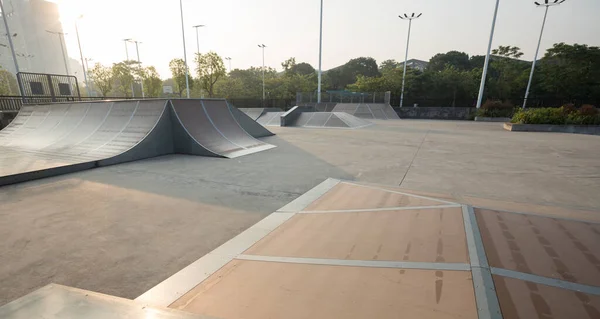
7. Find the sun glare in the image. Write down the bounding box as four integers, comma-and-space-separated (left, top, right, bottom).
54, 0, 87, 25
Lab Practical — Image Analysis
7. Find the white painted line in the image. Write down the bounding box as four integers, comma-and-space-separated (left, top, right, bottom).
341, 181, 459, 205
491, 267, 600, 296
135, 212, 295, 307
462, 205, 502, 319
300, 204, 461, 214
236, 255, 471, 271
277, 178, 340, 212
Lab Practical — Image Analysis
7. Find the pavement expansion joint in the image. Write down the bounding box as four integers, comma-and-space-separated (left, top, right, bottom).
235, 255, 471, 271
299, 204, 462, 214
462, 205, 503, 319
491, 267, 600, 296
340, 180, 460, 205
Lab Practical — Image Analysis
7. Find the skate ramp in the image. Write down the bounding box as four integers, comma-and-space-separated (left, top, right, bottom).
256, 112, 283, 126
228, 106, 273, 138
331, 103, 399, 120
0, 99, 275, 186
170, 99, 275, 158
274, 112, 372, 129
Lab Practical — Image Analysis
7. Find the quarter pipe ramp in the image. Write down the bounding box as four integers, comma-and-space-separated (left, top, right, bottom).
0, 99, 275, 186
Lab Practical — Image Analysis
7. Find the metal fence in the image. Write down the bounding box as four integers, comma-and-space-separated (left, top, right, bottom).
17, 72, 81, 102
228, 98, 294, 109
296, 92, 391, 104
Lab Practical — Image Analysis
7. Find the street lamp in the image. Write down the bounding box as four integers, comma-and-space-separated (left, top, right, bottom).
225, 57, 232, 72
126, 39, 145, 98
317, 0, 323, 103
192, 24, 205, 55
84, 57, 95, 95
75, 15, 89, 96
398, 13, 422, 108
179, 0, 190, 98
522, 0, 566, 108
0, 0, 24, 96
122, 38, 135, 97
258, 44, 266, 102
47, 30, 70, 75
476, 0, 500, 109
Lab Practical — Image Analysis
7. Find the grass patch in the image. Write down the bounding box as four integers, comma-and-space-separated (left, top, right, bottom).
511, 104, 600, 125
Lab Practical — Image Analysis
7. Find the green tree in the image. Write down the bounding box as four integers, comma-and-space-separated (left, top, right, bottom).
428, 51, 470, 72
379, 59, 400, 74
88, 63, 113, 97
111, 60, 139, 97
141, 66, 163, 97
537, 43, 600, 101
195, 51, 226, 98
489, 46, 528, 101
169, 58, 193, 97
0, 67, 18, 95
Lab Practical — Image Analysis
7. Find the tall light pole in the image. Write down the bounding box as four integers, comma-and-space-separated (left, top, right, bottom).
75, 15, 89, 96
192, 24, 205, 55
84, 57, 95, 95
317, 0, 323, 103
225, 57, 232, 72
126, 39, 145, 98
179, 0, 190, 98
522, 0, 566, 108
398, 13, 422, 108
258, 44, 266, 102
476, 0, 500, 109
0, 0, 23, 96
123, 38, 135, 97
47, 30, 70, 75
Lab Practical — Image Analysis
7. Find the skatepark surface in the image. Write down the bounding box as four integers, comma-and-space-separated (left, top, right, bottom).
1, 118, 600, 318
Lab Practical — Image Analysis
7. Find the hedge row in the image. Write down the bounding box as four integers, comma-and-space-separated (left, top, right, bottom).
510, 105, 600, 125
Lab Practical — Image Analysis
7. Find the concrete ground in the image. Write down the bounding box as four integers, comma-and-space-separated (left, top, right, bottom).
1, 119, 600, 307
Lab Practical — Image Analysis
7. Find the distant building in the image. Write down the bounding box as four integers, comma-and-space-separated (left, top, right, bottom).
0, 0, 72, 76
398, 59, 429, 71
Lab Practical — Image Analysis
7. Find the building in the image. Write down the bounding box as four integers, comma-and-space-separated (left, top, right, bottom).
0, 0, 74, 77
398, 58, 429, 71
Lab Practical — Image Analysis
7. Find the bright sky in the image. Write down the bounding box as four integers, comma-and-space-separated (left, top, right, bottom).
56, 0, 600, 79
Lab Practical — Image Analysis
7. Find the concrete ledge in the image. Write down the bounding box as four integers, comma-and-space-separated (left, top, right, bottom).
475, 117, 511, 122
504, 122, 600, 135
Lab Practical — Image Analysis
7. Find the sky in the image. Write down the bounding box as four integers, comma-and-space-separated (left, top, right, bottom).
56, 0, 600, 79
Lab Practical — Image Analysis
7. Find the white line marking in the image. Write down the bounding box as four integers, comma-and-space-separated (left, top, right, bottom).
236, 255, 471, 271
300, 204, 461, 214
340, 181, 459, 205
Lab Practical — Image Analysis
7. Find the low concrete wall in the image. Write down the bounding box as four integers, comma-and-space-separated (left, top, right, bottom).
395, 107, 477, 120
504, 122, 600, 135
475, 117, 511, 122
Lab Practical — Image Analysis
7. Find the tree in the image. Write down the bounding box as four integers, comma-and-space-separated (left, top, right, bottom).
111, 61, 139, 97
282, 58, 316, 76
379, 59, 400, 74
488, 46, 528, 101
169, 58, 193, 97
0, 67, 18, 95
537, 43, 600, 102
428, 51, 470, 72
325, 57, 380, 90
195, 51, 226, 98
141, 66, 163, 97
88, 63, 113, 97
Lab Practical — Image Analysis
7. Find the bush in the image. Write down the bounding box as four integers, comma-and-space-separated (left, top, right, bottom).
511, 105, 600, 125
477, 100, 515, 118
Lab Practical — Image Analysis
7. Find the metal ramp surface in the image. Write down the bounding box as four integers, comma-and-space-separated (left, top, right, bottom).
0, 99, 275, 186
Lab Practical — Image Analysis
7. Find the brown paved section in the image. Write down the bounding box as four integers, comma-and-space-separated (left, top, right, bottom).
305, 182, 450, 211
493, 275, 600, 319
392, 186, 600, 223
477, 208, 600, 286
245, 208, 468, 263
170, 260, 477, 319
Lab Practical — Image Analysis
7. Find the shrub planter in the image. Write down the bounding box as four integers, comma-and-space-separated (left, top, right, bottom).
475, 116, 511, 122
504, 122, 600, 135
